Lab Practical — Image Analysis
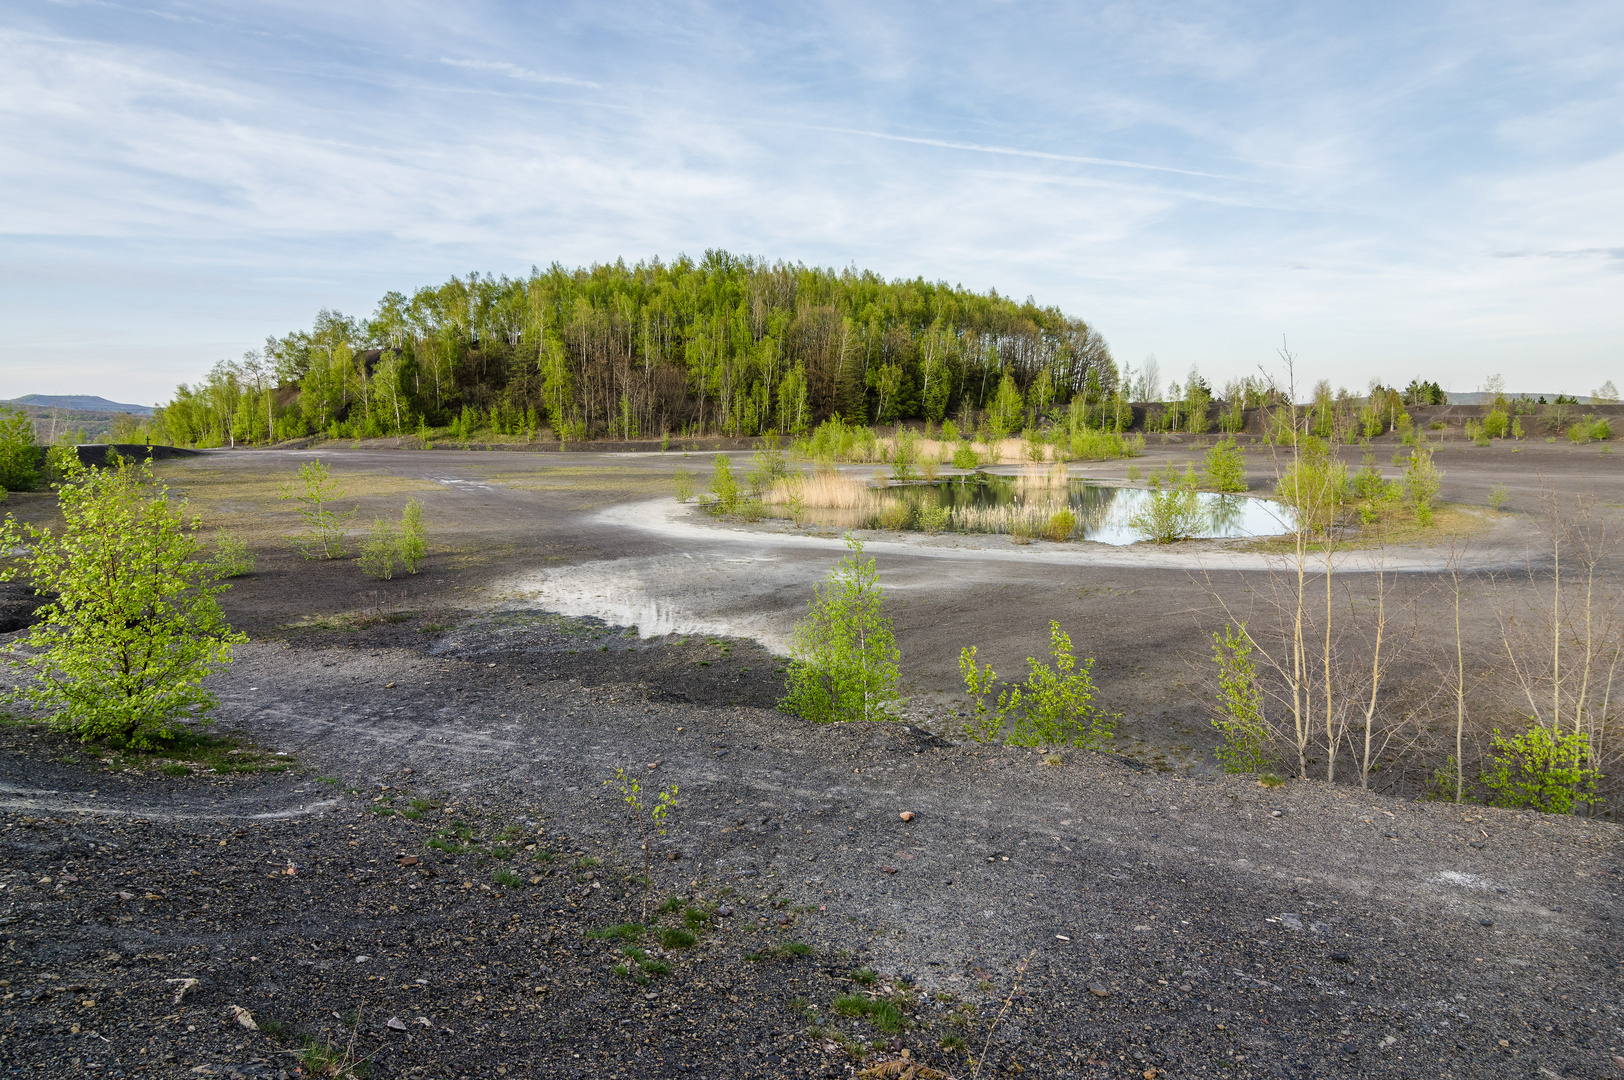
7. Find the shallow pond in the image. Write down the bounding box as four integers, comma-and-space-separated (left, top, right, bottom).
767, 473, 1288, 545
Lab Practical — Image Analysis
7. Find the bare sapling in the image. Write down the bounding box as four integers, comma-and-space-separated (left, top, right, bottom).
604, 767, 678, 924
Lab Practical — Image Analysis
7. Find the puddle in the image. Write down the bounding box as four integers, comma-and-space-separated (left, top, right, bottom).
767, 474, 1288, 545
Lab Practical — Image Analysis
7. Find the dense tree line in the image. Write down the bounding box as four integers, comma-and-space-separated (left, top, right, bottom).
151, 252, 1119, 447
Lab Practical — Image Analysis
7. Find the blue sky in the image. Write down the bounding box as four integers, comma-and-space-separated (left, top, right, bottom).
2, 1, 1620, 404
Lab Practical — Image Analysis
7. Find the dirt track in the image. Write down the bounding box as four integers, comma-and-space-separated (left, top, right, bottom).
1, 437, 1621, 1079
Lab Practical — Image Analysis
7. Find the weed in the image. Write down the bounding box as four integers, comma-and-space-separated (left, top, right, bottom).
492, 869, 522, 888
489, 845, 513, 860
833, 993, 908, 1033
659, 927, 696, 949
683, 905, 712, 929
586, 923, 645, 942
604, 767, 678, 923
659, 894, 683, 914
851, 968, 878, 986
367, 805, 394, 816
409, 798, 437, 812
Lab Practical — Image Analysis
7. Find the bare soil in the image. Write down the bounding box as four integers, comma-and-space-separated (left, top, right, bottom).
1, 438, 1620, 1079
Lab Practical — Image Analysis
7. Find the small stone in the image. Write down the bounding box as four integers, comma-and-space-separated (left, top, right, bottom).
355, 955, 371, 963
397, 856, 419, 866
117, 891, 135, 902
880, 866, 898, 874
716, 905, 733, 917
385, 1016, 407, 1031
225, 1004, 257, 1030
899, 812, 915, 822
1087, 983, 1110, 997
1329, 952, 1351, 963
1479, 919, 1493, 927
384, 682, 396, 689
1270, 810, 1283, 818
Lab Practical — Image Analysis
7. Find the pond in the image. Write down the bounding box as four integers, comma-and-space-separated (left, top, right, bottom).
763, 472, 1288, 545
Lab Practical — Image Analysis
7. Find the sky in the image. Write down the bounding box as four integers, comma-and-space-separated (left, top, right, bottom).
1, 0, 1621, 406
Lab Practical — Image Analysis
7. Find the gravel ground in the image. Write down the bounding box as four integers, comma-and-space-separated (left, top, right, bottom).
3, 610, 1620, 1080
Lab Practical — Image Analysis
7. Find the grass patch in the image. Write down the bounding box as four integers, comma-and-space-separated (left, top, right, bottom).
850, 968, 877, 986
658, 927, 696, 949
297, 1034, 370, 1078
492, 869, 522, 889
832, 993, 909, 1033
586, 923, 645, 942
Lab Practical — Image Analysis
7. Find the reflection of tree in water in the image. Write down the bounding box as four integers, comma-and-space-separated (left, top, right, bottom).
1067, 485, 1121, 532
1204, 494, 1248, 536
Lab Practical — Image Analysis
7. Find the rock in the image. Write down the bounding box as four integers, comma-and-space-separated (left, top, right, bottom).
397, 856, 419, 866
1329, 952, 1351, 963
1479, 919, 1494, 927
716, 905, 733, 917
167, 978, 201, 1005
899, 812, 915, 822
226, 1004, 257, 1030
117, 891, 135, 902
880, 866, 898, 874
1087, 983, 1110, 997
385, 1016, 407, 1031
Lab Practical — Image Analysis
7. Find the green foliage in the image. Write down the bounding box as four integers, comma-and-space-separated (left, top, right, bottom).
210, 529, 255, 578
1481, 725, 1600, 815
988, 374, 1024, 441
279, 460, 354, 559
959, 623, 1113, 748
1068, 428, 1140, 461
1042, 508, 1076, 541
1202, 436, 1247, 492
672, 467, 694, 503
747, 434, 793, 491
1210, 624, 1273, 773
704, 455, 742, 514
359, 517, 399, 580
0, 456, 246, 748
780, 536, 904, 723
604, 766, 678, 923
1488, 483, 1508, 511
951, 441, 980, 469
0, 407, 39, 492
1129, 485, 1203, 543
1275, 437, 1348, 534
1482, 409, 1509, 439
399, 498, 426, 573
832, 993, 908, 1034
1402, 447, 1443, 525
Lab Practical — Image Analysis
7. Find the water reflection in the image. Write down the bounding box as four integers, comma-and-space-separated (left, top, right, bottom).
763, 473, 1287, 545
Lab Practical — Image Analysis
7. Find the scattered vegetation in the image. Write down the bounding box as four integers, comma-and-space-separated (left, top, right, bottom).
960, 622, 1114, 748
0, 455, 246, 748
780, 536, 904, 723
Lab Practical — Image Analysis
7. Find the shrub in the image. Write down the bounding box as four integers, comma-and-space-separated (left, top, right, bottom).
960, 622, 1113, 749
673, 467, 694, 503
0, 455, 246, 748
0, 407, 39, 492
1482, 724, 1599, 815
279, 460, 354, 559
951, 441, 979, 470
399, 498, 426, 573
939, 420, 959, 444
1275, 437, 1348, 534
1403, 447, 1443, 525
1069, 428, 1137, 461
780, 537, 904, 723
1210, 624, 1273, 773
705, 455, 741, 513
1129, 486, 1203, 543
747, 435, 793, 491
1042, 508, 1076, 542
1202, 437, 1247, 492
918, 503, 950, 534
876, 501, 912, 531
210, 529, 255, 578
1482, 410, 1509, 438
1567, 421, 1589, 444
1589, 417, 1612, 440
359, 517, 399, 580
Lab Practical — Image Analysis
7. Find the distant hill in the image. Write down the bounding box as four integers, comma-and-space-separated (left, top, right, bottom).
5, 395, 156, 416
1443, 391, 1598, 405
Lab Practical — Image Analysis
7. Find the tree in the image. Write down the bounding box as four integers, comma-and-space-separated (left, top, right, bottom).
279, 460, 355, 558
0, 406, 40, 491
1592, 380, 1620, 405
780, 536, 904, 722
0, 455, 246, 748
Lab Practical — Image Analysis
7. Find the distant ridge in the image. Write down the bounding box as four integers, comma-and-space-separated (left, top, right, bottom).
5, 394, 156, 416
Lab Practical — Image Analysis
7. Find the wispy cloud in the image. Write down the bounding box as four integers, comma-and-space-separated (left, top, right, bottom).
1, 1, 1622, 400
438, 57, 599, 90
